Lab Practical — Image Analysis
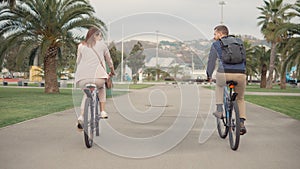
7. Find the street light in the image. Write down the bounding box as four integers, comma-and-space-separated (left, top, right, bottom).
121, 24, 124, 82
155, 30, 159, 81
219, 1, 226, 24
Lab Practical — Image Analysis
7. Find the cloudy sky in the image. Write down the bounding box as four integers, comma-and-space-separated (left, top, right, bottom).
89, 0, 297, 42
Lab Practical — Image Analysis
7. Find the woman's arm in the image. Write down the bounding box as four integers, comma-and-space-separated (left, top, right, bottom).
104, 48, 115, 75
76, 43, 83, 65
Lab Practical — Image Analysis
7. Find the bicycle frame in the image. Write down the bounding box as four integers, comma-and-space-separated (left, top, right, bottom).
223, 84, 238, 122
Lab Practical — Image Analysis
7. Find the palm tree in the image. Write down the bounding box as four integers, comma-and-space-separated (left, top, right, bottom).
275, 0, 300, 89
0, 0, 106, 93
0, 0, 15, 8
276, 34, 299, 89
251, 45, 270, 88
257, 0, 292, 88
143, 68, 156, 81
244, 40, 257, 84
168, 64, 183, 80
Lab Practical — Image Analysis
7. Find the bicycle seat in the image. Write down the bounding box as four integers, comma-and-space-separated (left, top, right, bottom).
83, 84, 97, 98
85, 84, 97, 89
226, 80, 238, 86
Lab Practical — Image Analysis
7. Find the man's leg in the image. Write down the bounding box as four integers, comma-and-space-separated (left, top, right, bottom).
226, 73, 247, 135
214, 72, 226, 118
228, 73, 246, 120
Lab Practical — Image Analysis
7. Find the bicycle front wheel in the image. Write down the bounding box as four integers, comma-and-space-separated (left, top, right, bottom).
228, 100, 240, 150
84, 97, 94, 148
217, 94, 229, 138
216, 112, 228, 138
95, 98, 100, 137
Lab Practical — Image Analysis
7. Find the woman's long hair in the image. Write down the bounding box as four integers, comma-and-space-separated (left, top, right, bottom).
84, 27, 101, 47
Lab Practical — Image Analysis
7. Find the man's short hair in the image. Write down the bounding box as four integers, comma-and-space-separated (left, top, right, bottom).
214, 25, 229, 35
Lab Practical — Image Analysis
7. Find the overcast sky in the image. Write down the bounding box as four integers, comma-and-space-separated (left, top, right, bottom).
89, 0, 297, 42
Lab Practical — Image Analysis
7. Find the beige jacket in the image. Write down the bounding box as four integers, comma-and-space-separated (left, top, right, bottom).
75, 40, 113, 83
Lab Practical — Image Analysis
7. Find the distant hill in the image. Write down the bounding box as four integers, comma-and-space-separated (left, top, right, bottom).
114, 40, 156, 55
112, 36, 269, 70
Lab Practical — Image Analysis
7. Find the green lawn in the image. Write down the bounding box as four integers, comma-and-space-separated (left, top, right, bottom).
245, 95, 300, 120
0, 85, 152, 128
246, 84, 300, 93
203, 83, 300, 93
0, 87, 73, 128
113, 84, 154, 89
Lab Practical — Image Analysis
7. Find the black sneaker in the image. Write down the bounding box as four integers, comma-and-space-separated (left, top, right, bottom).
240, 122, 247, 135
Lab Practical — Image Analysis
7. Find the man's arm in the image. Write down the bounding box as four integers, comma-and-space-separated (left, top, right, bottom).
206, 43, 218, 80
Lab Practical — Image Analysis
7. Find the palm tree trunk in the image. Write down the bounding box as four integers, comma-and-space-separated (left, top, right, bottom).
280, 73, 286, 89
249, 72, 253, 84
266, 42, 277, 89
261, 64, 267, 88
280, 60, 288, 89
44, 46, 59, 93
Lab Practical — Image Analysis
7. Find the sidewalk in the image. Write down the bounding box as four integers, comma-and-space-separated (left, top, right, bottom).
0, 84, 300, 169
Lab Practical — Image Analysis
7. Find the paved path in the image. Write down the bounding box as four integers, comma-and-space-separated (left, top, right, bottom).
0, 85, 300, 169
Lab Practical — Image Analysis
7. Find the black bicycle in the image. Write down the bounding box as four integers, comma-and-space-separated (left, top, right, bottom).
82, 84, 101, 148
216, 80, 240, 150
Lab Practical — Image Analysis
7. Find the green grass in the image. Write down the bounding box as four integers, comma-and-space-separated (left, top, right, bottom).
246, 84, 300, 93
113, 84, 154, 89
245, 95, 300, 120
202, 84, 300, 93
0, 85, 153, 128
0, 87, 74, 128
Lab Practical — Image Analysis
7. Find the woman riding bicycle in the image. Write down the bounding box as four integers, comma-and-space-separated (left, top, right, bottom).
75, 27, 115, 129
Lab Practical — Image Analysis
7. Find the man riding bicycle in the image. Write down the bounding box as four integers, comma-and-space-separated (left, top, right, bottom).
206, 25, 247, 135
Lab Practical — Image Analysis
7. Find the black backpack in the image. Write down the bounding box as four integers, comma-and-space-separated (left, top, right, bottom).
219, 36, 245, 64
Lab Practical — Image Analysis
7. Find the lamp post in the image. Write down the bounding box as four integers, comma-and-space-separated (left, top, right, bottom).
155, 30, 159, 81
121, 24, 124, 82
219, 1, 226, 24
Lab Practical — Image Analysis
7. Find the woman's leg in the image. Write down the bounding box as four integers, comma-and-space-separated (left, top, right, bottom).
94, 79, 108, 118
98, 86, 106, 111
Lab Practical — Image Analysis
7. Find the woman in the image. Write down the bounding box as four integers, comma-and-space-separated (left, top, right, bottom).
75, 27, 115, 129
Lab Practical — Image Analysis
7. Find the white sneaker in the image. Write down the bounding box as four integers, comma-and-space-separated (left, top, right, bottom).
100, 111, 108, 119
77, 115, 84, 130
78, 115, 84, 123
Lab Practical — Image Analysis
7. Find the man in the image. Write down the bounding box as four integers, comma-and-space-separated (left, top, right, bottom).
206, 25, 247, 135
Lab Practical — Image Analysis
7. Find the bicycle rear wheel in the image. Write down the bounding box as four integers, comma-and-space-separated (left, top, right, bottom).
84, 97, 94, 148
228, 100, 240, 150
